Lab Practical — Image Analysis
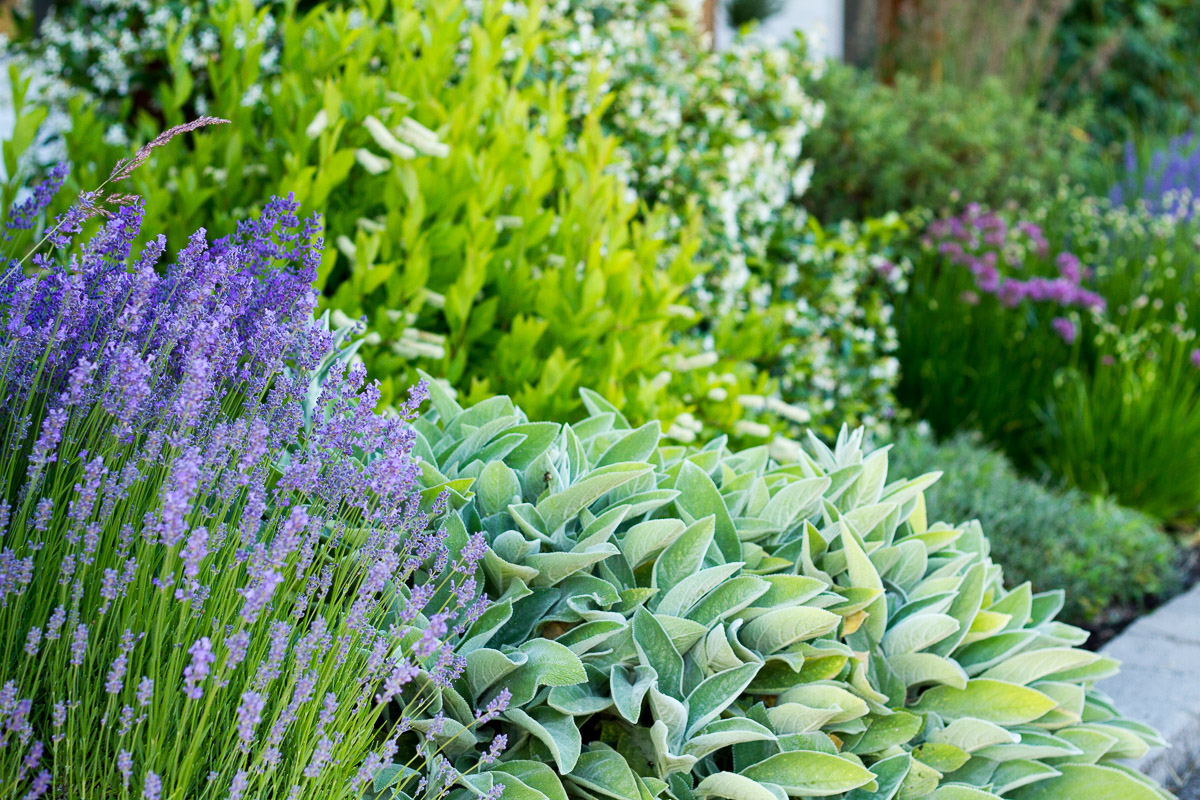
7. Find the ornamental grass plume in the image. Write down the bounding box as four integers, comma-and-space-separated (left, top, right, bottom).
0, 154, 505, 796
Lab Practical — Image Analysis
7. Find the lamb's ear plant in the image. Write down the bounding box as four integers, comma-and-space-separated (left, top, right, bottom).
409, 381, 1170, 800
0, 153, 507, 797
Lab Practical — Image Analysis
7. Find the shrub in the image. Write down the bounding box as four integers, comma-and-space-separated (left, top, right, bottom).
887, 429, 1180, 627
527, 1, 907, 437
7, 0, 285, 138
1048, 0, 1200, 144
11, 0, 908, 445
896, 193, 1200, 518
409, 381, 1171, 800
0, 161, 497, 795
801, 65, 1090, 223
10, 0, 725, 430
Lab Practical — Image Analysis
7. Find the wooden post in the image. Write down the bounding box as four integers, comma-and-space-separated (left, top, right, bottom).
702, 0, 717, 47
877, 0, 900, 82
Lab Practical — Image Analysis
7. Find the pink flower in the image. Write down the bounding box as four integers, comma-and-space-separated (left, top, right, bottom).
1052, 317, 1077, 344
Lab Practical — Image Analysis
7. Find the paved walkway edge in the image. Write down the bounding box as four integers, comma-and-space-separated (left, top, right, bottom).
1099, 583, 1200, 788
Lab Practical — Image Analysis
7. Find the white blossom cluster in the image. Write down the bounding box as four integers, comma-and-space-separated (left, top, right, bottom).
13, 0, 281, 135
520, 0, 905, 436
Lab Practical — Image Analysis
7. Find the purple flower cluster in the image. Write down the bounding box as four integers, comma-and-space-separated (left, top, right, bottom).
1110, 133, 1200, 220
3, 163, 69, 240
0, 164, 500, 797
927, 203, 1106, 343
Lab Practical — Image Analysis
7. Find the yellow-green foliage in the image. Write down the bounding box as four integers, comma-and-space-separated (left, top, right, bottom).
36, 0, 712, 425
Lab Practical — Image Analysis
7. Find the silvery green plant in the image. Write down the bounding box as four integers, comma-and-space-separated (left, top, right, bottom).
411, 379, 1170, 800
0, 155, 506, 798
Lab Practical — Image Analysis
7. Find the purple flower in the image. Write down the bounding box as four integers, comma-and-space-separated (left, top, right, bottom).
1055, 252, 1083, 283
118, 751, 133, 789
377, 659, 418, 705
1052, 317, 1077, 344
0, 548, 33, 608
142, 771, 161, 800
181, 525, 209, 582
21, 770, 51, 800
4, 163, 68, 238
159, 447, 202, 548
235, 691, 267, 752
105, 630, 137, 694
255, 621, 290, 690
476, 688, 512, 725
1191, 349, 1200, 368
28, 408, 68, 471
70, 624, 89, 666
224, 631, 251, 673
480, 734, 508, 765
45, 607, 66, 640
136, 677, 154, 707
228, 771, 249, 800
304, 735, 337, 779
183, 637, 216, 700
995, 279, 1025, 308
24, 627, 41, 657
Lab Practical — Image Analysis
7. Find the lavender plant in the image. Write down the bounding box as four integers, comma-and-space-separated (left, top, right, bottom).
1109, 132, 1200, 220
0, 159, 505, 797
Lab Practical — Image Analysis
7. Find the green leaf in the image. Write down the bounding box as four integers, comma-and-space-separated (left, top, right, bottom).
684, 718, 777, 759
490, 762, 570, 800
622, 519, 688, 569
1007, 764, 1163, 800
653, 517, 716, 593
883, 614, 961, 655
929, 787, 1002, 800
478, 461, 522, 516
741, 607, 841, 654
504, 706, 583, 773
526, 544, 621, 587
688, 577, 772, 627
536, 463, 653, 532
676, 460, 741, 561
776, 684, 868, 724
912, 679, 1058, 726
633, 609, 685, 698
741, 750, 876, 796
887, 653, 968, 690
597, 421, 663, 467
686, 662, 762, 736
844, 752, 910, 800
912, 742, 970, 773
491, 639, 587, 707
846, 711, 923, 754
927, 718, 1018, 752
611, 664, 658, 723
658, 562, 746, 617
695, 773, 784, 800
839, 522, 887, 641
979, 648, 1105, 686
569, 748, 642, 800
761, 477, 831, 529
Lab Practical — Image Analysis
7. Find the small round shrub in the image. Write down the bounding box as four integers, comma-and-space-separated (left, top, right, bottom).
888, 427, 1181, 626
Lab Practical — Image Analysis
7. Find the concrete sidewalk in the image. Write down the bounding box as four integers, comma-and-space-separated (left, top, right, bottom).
1100, 583, 1200, 788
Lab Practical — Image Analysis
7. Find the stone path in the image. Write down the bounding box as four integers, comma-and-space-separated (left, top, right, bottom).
1177, 770, 1200, 800
1099, 583, 1200, 788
